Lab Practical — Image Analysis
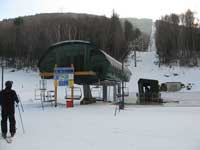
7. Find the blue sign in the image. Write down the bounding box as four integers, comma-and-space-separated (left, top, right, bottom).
54, 75, 59, 80
54, 68, 74, 74
54, 67, 74, 87
58, 80, 68, 86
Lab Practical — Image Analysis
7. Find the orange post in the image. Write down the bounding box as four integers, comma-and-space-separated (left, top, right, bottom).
70, 64, 74, 107
54, 64, 58, 107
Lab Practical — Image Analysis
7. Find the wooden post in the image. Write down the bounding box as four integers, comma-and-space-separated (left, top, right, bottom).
71, 64, 74, 106
54, 64, 58, 107
71, 86, 74, 106
54, 82, 57, 107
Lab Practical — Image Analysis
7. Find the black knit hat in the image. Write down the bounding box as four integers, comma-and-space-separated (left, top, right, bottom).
5, 81, 13, 88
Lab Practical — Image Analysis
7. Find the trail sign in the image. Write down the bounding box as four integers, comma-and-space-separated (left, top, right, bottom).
54, 67, 74, 87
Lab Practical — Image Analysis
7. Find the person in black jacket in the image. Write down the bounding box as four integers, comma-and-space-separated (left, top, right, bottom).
0, 81, 19, 138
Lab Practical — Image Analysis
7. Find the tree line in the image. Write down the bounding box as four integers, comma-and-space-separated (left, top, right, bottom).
0, 12, 141, 69
155, 9, 200, 66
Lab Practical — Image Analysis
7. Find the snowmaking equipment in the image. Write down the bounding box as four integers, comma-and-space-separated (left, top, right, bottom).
137, 78, 162, 104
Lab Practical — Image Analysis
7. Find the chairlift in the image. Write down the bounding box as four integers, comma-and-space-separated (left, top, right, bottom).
39, 90, 55, 107
123, 87, 129, 97
45, 90, 55, 102
34, 79, 47, 101
116, 86, 129, 97
65, 87, 82, 100
39, 79, 47, 90
91, 86, 102, 100
34, 89, 42, 100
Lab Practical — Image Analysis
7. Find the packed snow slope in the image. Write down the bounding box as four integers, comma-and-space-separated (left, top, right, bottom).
1, 102, 200, 150
127, 23, 200, 105
0, 21, 200, 149
0, 49, 200, 150
128, 50, 200, 92
127, 50, 200, 105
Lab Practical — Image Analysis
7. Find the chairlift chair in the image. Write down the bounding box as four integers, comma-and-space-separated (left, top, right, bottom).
65, 87, 82, 100
116, 86, 129, 97
91, 86, 103, 100
45, 90, 55, 102
123, 87, 129, 97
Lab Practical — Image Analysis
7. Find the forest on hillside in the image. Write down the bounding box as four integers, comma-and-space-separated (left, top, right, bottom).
155, 9, 200, 66
0, 12, 141, 69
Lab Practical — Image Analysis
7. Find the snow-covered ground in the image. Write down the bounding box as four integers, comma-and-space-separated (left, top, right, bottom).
0, 48, 200, 150
126, 50, 200, 106
127, 51, 200, 92
2, 101, 200, 150
126, 24, 200, 105
1, 24, 200, 149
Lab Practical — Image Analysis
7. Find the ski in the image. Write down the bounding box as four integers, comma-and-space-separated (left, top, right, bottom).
5, 137, 13, 143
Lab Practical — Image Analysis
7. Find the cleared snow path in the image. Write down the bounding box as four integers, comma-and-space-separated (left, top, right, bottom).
1, 102, 200, 150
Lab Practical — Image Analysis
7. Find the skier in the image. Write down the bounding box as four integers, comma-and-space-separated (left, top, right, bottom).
0, 81, 19, 138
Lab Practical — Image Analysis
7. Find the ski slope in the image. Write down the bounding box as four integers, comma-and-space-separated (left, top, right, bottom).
1, 102, 200, 150
126, 23, 200, 105
0, 51, 199, 150
128, 50, 200, 92
1, 23, 200, 149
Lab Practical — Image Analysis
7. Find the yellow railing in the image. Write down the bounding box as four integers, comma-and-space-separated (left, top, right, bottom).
40, 71, 96, 77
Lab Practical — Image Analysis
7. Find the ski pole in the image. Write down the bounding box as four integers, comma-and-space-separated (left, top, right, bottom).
17, 94, 24, 112
17, 104, 25, 134
114, 100, 120, 116
114, 103, 117, 116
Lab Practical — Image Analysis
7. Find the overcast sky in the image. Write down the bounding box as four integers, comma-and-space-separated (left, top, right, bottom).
1, 0, 200, 21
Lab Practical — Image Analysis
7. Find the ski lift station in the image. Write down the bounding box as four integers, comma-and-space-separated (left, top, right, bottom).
37, 40, 132, 107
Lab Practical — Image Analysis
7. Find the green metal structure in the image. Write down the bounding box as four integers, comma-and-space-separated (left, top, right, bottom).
38, 40, 132, 85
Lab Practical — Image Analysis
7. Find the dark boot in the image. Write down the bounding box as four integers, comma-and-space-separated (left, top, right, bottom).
2, 133, 7, 138
11, 132, 15, 137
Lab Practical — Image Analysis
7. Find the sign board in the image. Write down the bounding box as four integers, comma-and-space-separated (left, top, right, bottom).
54, 67, 74, 87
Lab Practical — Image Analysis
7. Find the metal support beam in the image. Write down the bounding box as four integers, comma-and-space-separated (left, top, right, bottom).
119, 61, 125, 109
113, 84, 117, 102
103, 85, 107, 101
1, 65, 4, 90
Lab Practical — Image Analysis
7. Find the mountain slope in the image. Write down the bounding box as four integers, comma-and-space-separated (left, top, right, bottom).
121, 18, 153, 35
127, 50, 200, 93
